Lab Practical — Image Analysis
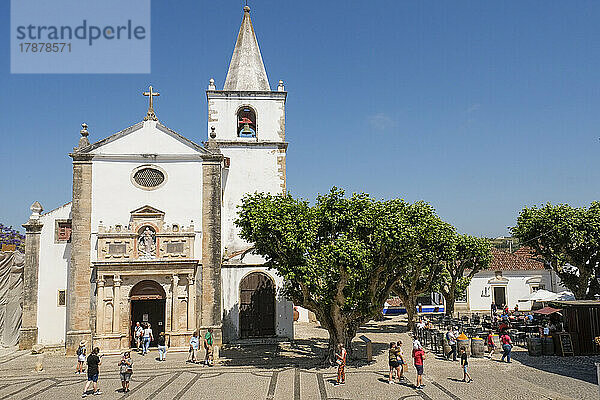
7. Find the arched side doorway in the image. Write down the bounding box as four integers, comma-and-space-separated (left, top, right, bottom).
239, 272, 276, 338
130, 280, 166, 347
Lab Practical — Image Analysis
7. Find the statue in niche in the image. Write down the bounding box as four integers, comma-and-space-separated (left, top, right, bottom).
138, 227, 156, 258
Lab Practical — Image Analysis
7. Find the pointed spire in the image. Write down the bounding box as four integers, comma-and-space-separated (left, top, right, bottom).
223, 5, 270, 91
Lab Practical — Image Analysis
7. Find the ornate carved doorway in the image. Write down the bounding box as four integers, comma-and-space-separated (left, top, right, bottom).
239, 272, 276, 338
130, 280, 166, 347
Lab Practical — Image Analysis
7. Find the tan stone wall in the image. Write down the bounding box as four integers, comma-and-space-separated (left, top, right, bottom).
19, 222, 42, 349
66, 155, 93, 355
200, 157, 223, 344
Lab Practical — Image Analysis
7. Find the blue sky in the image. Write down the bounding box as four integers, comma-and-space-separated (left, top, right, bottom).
2, 1, 600, 237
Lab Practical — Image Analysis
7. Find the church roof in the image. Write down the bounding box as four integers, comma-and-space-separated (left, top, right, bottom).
223, 6, 271, 91
76, 121, 212, 155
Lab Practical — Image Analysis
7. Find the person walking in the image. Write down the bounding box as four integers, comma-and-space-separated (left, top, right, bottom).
134, 322, 143, 353
388, 342, 401, 384
500, 331, 513, 363
412, 341, 426, 389
118, 351, 133, 393
188, 331, 199, 363
491, 302, 497, 317
204, 328, 214, 366
460, 348, 473, 383
142, 323, 153, 356
335, 343, 347, 385
486, 331, 495, 359
76, 340, 87, 374
157, 332, 167, 361
446, 327, 457, 361
82, 347, 102, 397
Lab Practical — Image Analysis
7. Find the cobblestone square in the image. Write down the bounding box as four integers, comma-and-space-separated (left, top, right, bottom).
0, 317, 597, 400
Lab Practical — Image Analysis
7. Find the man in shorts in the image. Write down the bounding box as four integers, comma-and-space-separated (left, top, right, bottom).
82, 347, 102, 397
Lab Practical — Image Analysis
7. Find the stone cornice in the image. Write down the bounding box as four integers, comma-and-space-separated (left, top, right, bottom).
22, 221, 43, 233
69, 153, 94, 162
206, 90, 286, 101
210, 140, 288, 150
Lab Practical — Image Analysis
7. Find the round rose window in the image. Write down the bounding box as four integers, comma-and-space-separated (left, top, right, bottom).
133, 167, 165, 189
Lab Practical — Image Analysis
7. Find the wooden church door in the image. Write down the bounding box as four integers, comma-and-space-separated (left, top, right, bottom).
239, 272, 276, 338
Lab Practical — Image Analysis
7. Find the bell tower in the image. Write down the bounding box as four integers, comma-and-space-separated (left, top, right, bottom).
206, 5, 287, 253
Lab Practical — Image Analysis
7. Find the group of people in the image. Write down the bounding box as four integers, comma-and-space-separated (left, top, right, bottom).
75, 324, 215, 397
187, 328, 215, 366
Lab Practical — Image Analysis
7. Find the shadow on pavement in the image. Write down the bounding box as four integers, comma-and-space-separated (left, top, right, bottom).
510, 350, 600, 384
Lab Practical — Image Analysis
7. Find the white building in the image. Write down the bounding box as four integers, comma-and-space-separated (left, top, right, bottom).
460, 247, 567, 313
20, 6, 294, 353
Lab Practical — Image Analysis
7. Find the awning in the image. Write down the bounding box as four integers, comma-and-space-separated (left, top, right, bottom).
533, 306, 562, 315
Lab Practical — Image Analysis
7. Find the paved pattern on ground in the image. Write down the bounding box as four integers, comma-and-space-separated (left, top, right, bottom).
0, 317, 597, 400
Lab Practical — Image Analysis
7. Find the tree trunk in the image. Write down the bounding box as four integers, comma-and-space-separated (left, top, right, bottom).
401, 294, 417, 331
445, 292, 455, 317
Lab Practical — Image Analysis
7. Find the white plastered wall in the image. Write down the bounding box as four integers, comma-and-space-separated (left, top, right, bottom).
89, 121, 204, 261
220, 146, 283, 253
467, 270, 564, 312
37, 203, 71, 345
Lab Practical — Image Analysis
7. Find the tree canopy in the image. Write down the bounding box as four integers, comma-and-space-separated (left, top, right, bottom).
235, 188, 453, 357
511, 202, 600, 299
432, 235, 492, 316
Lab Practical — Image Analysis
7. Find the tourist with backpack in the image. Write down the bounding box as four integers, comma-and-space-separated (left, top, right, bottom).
76, 340, 87, 374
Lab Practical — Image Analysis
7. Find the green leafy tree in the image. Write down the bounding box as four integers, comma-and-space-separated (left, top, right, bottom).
511, 202, 600, 299
235, 188, 452, 358
432, 235, 492, 316
391, 213, 455, 330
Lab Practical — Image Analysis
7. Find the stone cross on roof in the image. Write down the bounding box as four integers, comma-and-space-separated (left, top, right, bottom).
143, 85, 160, 121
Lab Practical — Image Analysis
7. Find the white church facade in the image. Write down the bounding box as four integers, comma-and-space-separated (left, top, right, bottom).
20, 6, 294, 354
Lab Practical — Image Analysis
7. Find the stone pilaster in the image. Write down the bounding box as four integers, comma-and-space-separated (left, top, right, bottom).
199, 142, 224, 344
20, 202, 44, 350
187, 273, 195, 331
66, 152, 93, 355
96, 276, 105, 334
171, 274, 179, 331
112, 275, 121, 333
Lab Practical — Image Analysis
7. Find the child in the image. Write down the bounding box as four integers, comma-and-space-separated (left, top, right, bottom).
335, 343, 347, 385
388, 342, 400, 384
486, 331, 495, 359
412, 341, 426, 389
118, 351, 133, 393
188, 331, 199, 363
157, 332, 167, 361
460, 348, 472, 383
76, 340, 87, 374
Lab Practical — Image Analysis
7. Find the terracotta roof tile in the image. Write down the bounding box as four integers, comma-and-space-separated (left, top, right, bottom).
490, 247, 546, 271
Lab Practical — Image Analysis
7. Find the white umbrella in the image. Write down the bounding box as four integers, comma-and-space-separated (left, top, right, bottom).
519, 289, 559, 302
556, 291, 575, 301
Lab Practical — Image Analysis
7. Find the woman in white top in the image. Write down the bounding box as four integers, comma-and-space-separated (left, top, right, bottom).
142, 324, 153, 355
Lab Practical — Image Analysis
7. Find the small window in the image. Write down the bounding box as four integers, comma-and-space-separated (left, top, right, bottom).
56, 220, 72, 243
58, 290, 66, 306
237, 107, 256, 137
